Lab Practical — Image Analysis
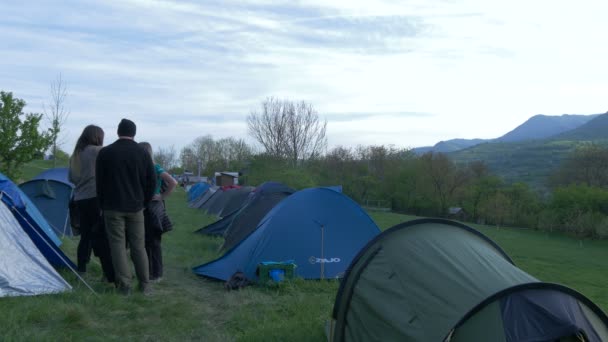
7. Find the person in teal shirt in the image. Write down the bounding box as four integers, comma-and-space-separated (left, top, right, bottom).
139, 142, 178, 282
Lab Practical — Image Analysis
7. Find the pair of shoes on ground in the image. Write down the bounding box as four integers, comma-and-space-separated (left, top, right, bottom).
115, 281, 154, 296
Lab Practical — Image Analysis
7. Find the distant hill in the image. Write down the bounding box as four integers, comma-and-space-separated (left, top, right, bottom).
449, 113, 608, 189
550, 113, 608, 141
413, 114, 598, 155
412, 138, 487, 154
449, 140, 591, 189
496, 114, 599, 142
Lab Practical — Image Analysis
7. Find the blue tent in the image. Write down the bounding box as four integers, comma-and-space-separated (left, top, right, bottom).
20, 168, 74, 237
32, 167, 72, 185
193, 187, 381, 281
188, 182, 210, 203
0, 172, 76, 269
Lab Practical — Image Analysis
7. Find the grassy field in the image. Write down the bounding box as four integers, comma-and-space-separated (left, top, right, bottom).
1, 165, 608, 341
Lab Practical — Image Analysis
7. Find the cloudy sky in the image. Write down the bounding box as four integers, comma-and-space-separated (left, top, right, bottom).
1, 0, 607, 154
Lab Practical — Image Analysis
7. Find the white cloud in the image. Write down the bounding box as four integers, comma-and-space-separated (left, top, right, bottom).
1, 0, 607, 156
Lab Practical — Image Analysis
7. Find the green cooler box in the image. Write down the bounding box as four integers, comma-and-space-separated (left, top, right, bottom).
257, 261, 297, 284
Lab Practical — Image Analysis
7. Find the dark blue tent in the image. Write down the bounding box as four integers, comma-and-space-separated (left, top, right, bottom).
217, 186, 254, 217
32, 167, 72, 185
0, 172, 76, 269
190, 186, 218, 209
196, 181, 294, 241
20, 168, 74, 237
193, 187, 380, 281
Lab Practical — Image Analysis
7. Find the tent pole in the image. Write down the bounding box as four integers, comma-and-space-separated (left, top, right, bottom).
321, 224, 325, 280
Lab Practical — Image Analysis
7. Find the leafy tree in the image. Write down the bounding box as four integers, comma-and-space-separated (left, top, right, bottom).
180, 135, 253, 176
548, 185, 608, 236
179, 146, 197, 172
417, 152, 469, 216
0, 91, 52, 179
479, 191, 512, 227
550, 145, 608, 188
154, 145, 178, 170
463, 175, 503, 223
504, 182, 542, 227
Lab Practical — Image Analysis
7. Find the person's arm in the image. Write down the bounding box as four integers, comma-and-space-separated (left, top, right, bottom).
159, 172, 178, 200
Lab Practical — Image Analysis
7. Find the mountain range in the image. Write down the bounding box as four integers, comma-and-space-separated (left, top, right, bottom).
412, 112, 608, 189
412, 114, 600, 154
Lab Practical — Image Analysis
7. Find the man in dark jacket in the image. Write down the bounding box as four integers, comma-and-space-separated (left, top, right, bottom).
96, 118, 156, 295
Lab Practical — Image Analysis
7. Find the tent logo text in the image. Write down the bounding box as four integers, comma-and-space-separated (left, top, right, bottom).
309, 256, 341, 264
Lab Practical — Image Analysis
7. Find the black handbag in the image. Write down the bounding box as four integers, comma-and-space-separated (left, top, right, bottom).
145, 200, 173, 234
69, 198, 81, 236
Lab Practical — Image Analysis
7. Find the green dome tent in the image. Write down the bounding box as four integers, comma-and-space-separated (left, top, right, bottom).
329, 218, 608, 342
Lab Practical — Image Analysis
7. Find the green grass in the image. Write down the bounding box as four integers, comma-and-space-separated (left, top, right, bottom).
1, 164, 608, 340
17, 157, 69, 183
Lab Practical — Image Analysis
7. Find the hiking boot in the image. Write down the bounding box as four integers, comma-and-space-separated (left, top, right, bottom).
150, 277, 163, 284
141, 284, 153, 296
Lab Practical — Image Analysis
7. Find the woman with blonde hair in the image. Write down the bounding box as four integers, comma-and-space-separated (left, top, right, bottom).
69, 125, 115, 283
139, 142, 177, 282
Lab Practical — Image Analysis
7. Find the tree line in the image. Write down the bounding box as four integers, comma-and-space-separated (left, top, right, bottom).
170, 98, 608, 239
3, 91, 607, 239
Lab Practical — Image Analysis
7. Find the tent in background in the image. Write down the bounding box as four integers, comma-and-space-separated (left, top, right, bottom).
199, 188, 223, 214
189, 186, 217, 209
19, 168, 74, 237
205, 186, 242, 217
193, 187, 380, 281
200, 185, 242, 215
218, 182, 295, 251
0, 198, 71, 297
216, 186, 253, 218
30, 167, 71, 184
197, 182, 294, 241
187, 182, 210, 203
329, 218, 608, 342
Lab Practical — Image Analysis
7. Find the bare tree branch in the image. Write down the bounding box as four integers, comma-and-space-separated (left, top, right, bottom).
247, 97, 327, 165
44, 73, 69, 166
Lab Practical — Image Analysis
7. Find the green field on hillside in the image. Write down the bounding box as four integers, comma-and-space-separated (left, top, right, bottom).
1, 163, 607, 341
449, 139, 608, 188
